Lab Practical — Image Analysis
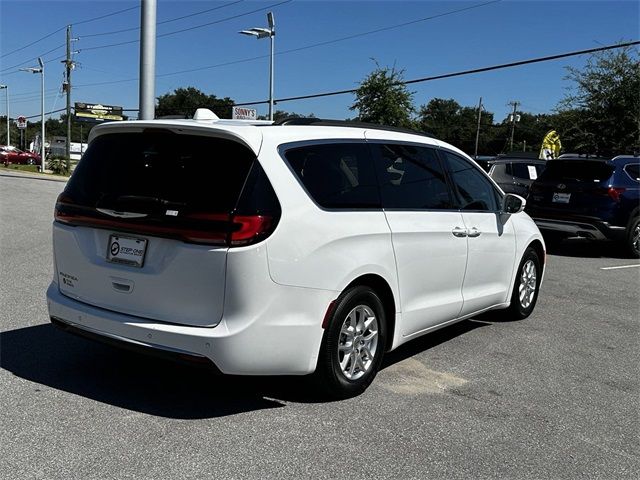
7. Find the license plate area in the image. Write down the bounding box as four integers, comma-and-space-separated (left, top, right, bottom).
106, 234, 148, 268
552, 192, 571, 204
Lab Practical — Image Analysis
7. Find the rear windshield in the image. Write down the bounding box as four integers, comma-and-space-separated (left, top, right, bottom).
66, 131, 256, 214
539, 160, 614, 183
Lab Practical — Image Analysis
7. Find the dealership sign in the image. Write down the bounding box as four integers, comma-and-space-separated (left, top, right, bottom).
232, 106, 257, 121
74, 102, 124, 123
16, 116, 27, 129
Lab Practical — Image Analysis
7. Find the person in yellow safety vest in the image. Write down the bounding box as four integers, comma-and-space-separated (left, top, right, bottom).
539, 130, 562, 160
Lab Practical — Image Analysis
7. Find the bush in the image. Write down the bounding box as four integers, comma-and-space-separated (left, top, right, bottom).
47, 157, 69, 175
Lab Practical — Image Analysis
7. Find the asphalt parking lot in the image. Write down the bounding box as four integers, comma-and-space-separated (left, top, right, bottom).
1, 171, 638, 479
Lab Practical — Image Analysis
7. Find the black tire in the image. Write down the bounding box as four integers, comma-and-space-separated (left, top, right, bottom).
625, 217, 640, 259
503, 247, 541, 320
315, 286, 387, 399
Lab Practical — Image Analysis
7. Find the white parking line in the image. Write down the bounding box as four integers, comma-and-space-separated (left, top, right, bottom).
600, 264, 640, 270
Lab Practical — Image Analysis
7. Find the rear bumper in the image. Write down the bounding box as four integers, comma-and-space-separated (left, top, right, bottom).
47, 282, 334, 375
50, 316, 219, 371
530, 216, 626, 241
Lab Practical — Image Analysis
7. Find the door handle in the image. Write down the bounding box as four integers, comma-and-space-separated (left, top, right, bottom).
452, 227, 468, 238
467, 227, 482, 238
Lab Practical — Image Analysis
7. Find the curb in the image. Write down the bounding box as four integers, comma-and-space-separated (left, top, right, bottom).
0, 169, 69, 183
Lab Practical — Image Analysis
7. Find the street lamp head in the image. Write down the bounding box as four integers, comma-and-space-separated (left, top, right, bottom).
0, 85, 7, 89
19, 67, 42, 74
239, 28, 271, 39
267, 11, 275, 30
37, 57, 44, 69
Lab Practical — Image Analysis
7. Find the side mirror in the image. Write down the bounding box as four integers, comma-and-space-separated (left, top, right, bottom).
502, 193, 526, 214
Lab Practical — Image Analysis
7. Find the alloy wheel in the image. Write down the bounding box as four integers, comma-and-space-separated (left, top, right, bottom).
337, 305, 379, 380
518, 259, 537, 309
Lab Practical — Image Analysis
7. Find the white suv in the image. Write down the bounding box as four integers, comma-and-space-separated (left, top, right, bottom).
47, 111, 545, 397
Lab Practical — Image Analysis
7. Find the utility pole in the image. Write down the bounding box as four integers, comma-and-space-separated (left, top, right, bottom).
63, 25, 76, 173
0, 85, 8, 146
508, 100, 520, 151
474, 96, 483, 158
139, 0, 157, 120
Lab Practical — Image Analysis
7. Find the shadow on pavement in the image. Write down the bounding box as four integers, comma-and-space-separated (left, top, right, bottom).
545, 238, 630, 259
382, 319, 490, 369
1, 319, 490, 417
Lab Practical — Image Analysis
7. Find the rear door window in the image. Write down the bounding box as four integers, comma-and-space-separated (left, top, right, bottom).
441, 151, 499, 211
512, 162, 542, 180
370, 143, 454, 209
283, 142, 380, 209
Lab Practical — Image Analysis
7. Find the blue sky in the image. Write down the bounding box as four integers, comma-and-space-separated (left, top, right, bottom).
1, 0, 638, 122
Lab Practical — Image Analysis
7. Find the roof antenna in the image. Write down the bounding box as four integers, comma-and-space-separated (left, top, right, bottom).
193, 108, 219, 120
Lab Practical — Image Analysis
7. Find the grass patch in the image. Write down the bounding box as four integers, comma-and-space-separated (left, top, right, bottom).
2, 164, 40, 173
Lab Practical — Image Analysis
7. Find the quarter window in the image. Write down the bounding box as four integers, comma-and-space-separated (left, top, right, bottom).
371, 143, 454, 209
283, 143, 380, 209
624, 163, 640, 182
441, 151, 499, 211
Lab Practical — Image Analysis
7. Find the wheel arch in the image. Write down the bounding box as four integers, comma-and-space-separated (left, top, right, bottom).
344, 274, 396, 352
527, 239, 546, 276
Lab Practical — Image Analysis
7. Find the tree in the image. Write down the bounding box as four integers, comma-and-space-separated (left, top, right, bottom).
558, 44, 640, 155
257, 110, 316, 121
416, 98, 496, 155
156, 87, 235, 119
350, 63, 414, 128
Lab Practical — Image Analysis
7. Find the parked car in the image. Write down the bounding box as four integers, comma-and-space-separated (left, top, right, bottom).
47, 112, 546, 398
0, 145, 41, 166
486, 157, 547, 197
527, 155, 640, 257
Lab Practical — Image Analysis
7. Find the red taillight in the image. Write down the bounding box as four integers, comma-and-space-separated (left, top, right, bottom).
607, 187, 625, 202
55, 194, 275, 247
229, 215, 273, 246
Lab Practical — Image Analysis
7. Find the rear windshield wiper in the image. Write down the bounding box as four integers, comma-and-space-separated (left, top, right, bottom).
115, 195, 187, 207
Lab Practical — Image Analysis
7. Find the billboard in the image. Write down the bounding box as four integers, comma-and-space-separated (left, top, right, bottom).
74, 102, 124, 123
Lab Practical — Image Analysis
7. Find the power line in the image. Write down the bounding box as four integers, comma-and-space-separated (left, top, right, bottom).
73, 0, 504, 84
0, 45, 66, 75
0, 6, 138, 62
80, 0, 293, 52
260, 40, 640, 106
79, 0, 246, 39
23, 108, 66, 120
282, 0, 502, 56
0, 27, 65, 60
73, 5, 139, 26
0, 54, 67, 77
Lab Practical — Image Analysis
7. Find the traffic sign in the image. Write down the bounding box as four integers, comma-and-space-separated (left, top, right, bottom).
16, 116, 27, 129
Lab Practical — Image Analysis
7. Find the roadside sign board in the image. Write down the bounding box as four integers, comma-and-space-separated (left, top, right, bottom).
232, 106, 257, 121
16, 116, 27, 129
74, 102, 124, 123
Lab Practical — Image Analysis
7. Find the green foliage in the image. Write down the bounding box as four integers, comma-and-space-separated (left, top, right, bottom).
350, 63, 415, 128
257, 110, 316, 121
1, 164, 39, 173
47, 156, 68, 175
558, 44, 640, 155
156, 87, 235, 119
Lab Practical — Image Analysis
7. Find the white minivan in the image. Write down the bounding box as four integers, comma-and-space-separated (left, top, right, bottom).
47, 112, 545, 397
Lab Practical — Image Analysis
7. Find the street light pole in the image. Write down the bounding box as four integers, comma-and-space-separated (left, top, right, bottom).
240, 12, 276, 121
20, 58, 45, 172
0, 85, 8, 146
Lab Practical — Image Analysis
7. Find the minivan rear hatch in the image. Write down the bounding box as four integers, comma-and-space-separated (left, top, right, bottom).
528, 159, 616, 215
53, 128, 271, 327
